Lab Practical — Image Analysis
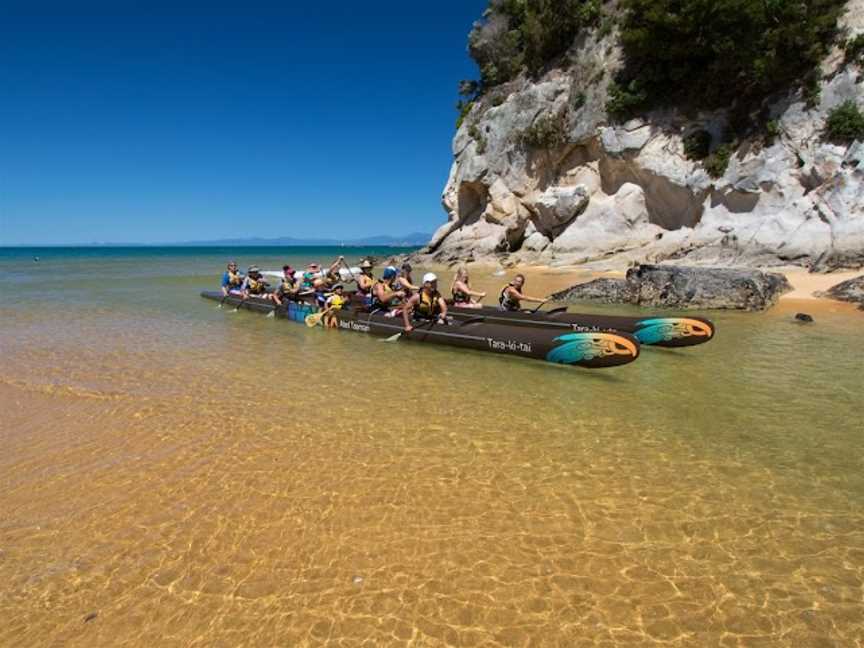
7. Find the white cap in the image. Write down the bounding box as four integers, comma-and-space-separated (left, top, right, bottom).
423, 272, 438, 283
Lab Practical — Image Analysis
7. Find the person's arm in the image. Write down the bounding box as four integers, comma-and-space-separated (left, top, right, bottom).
375, 283, 405, 303
455, 280, 485, 300
510, 286, 545, 303
402, 280, 419, 292
437, 297, 448, 321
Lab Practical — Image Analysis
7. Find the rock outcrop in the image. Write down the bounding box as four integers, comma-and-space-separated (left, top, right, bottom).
551, 264, 792, 311
418, 1, 864, 272
819, 274, 864, 307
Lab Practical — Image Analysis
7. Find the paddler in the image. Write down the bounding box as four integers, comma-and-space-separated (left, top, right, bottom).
451, 267, 486, 309
371, 266, 407, 313
354, 259, 376, 303
499, 274, 546, 312
323, 256, 345, 287
221, 261, 244, 296
402, 273, 448, 333
242, 266, 282, 305
394, 262, 419, 294
276, 265, 299, 302
300, 262, 321, 291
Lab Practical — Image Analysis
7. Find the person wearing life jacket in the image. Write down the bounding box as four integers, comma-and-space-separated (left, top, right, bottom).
353, 259, 376, 305
451, 267, 486, 309
322, 256, 345, 288
300, 262, 321, 291
402, 273, 448, 333
276, 265, 299, 302
325, 284, 347, 311
323, 284, 347, 328
371, 266, 406, 313
394, 262, 419, 294
242, 266, 282, 305
221, 261, 244, 296
499, 274, 546, 312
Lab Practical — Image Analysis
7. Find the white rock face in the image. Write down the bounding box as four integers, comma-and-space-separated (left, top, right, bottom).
421, 1, 864, 271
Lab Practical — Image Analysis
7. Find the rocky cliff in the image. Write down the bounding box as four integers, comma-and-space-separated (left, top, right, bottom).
418, 1, 864, 271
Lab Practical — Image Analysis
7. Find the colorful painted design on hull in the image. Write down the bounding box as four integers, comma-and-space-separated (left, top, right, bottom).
446, 305, 715, 348
633, 318, 715, 345
546, 332, 640, 364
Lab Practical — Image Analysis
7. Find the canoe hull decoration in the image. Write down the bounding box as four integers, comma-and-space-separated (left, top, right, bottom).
201, 291, 640, 369
631, 318, 714, 346
448, 305, 715, 348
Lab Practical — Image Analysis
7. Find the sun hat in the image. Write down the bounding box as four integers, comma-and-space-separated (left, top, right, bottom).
423, 272, 438, 283
359, 259, 373, 269
248, 265, 261, 274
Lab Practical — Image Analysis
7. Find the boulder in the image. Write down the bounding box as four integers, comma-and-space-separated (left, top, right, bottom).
526, 185, 590, 234
552, 264, 793, 311
818, 274, 864, 309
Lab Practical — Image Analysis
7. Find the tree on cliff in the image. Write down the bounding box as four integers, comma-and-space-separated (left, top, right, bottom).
466, 0, 846, 126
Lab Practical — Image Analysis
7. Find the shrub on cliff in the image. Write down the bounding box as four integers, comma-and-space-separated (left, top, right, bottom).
703, 144, 734, 179
521, 110, 569, 148
824, 100, 864, 143
614, 0, 845, 118
468, 0, 602, 89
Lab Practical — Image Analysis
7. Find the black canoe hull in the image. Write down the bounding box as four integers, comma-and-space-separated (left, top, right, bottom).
201, 291, 640, 369
447, 305, 715, 348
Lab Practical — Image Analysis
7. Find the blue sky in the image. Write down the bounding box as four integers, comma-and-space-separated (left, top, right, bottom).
0, 2, 487, 245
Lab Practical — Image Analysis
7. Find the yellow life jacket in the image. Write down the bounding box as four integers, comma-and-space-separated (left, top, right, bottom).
416, 289, 442, 319
329, 294, 346, 310
227, 271, 243, 288
247, 277, 265, 294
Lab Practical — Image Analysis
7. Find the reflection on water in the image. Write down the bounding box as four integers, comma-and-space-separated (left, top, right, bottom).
1, 248, 863, 646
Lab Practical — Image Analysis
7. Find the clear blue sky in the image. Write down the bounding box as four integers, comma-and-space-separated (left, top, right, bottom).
0, 1, 486, 245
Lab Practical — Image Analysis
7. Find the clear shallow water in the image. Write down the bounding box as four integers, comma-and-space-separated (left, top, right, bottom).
0, 247, 862, 646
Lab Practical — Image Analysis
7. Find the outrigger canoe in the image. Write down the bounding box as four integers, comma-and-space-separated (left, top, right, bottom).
201, 291, 640, 369
448, 305, 715, 348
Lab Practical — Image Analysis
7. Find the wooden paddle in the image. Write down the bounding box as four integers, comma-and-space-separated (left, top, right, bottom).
305, 307, 334, 328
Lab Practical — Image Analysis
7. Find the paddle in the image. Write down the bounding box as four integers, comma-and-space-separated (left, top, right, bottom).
381, 314, 441, 343
305, 307, 334, 328
530, 299, 551, 314
340, 257, 361, 285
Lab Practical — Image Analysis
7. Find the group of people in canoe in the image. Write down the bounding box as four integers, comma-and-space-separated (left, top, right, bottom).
220, 257, 549, 332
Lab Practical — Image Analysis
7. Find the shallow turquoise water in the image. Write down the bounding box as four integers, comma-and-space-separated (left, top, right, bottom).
1, 246, 862, 646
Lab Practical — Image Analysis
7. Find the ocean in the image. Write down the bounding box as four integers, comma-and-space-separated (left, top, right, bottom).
1, 246, 862, 646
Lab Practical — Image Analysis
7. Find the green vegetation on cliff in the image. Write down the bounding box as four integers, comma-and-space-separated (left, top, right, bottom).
615, 0, 846, 117
468, 0, 601, 88
464, 0, 846, 127
825, 100, 864, 142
